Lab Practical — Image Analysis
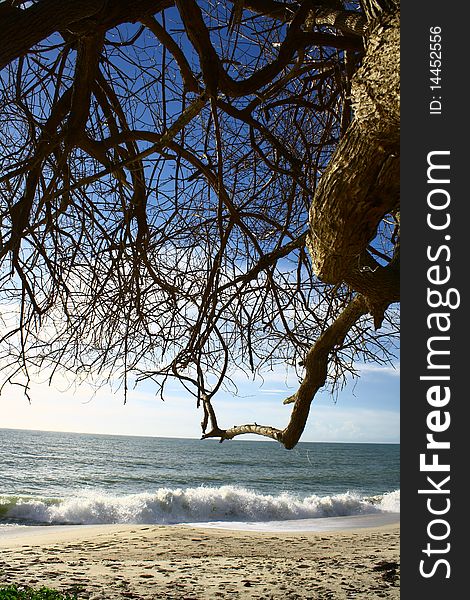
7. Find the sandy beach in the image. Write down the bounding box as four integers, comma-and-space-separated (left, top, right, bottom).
0, 518, 399, 599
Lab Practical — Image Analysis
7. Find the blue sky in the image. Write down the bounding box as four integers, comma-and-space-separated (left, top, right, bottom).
1, 362, 399, 443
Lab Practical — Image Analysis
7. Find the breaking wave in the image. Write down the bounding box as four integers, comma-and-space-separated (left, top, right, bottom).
0, 486, 399, 526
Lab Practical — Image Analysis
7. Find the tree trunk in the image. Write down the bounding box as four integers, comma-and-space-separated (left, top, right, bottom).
307, 10, 400, 288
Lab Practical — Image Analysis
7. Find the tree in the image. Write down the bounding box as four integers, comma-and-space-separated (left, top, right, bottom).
0, 0, 399, 448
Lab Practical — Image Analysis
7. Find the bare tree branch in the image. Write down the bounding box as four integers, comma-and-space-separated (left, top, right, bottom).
0, 0, 400, 449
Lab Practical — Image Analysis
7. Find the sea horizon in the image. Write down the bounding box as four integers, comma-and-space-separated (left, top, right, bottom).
0, 426, 400, 445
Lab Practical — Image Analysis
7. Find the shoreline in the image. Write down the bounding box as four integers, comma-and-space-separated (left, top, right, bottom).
0, 512, 400, 545
0, 520, 400, 599
183, 512, 399, 532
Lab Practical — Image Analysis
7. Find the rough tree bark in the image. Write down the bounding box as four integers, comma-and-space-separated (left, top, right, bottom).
307, 9, 399, 288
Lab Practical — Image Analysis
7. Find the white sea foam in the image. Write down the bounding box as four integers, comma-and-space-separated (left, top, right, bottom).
3, 486, 399, 526
376, 489, 400, 513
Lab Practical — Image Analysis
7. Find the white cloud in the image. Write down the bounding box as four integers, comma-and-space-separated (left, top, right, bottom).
355, 362, 400, 377
303, 404, 399, 443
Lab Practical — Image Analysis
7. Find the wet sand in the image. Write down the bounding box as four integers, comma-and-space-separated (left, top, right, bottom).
0, 520, 400, 599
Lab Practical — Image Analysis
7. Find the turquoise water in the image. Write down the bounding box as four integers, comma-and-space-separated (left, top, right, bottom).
0, 428, 399, 525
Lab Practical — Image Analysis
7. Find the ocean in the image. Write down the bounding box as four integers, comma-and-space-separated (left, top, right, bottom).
0, 428, 399, 528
